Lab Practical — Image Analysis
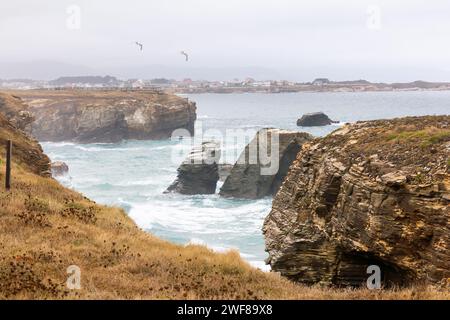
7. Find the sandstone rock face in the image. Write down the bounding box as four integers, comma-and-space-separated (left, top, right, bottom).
264, 116, 450, 287
220, 129, 313, 199
297, 112, 337, 127
51, 161, 69, 177
166, 142, 220, 195
0, 93, 51, 177
0, 93, 34, 132
15, 90, 197, 143
218, 164, 233, 182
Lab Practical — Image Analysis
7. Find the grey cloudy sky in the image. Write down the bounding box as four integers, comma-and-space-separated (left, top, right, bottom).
1, 0, 450, 81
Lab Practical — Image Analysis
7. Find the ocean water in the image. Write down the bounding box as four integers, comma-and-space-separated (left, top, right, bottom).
41, 91, 450, 270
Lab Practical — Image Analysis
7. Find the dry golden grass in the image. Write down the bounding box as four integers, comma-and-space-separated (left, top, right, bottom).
0, 144, 448, 299
1, 159, 449, 300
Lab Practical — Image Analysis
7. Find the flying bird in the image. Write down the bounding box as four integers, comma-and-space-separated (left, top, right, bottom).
135, 42, 143, 51
180, 51, 189, 62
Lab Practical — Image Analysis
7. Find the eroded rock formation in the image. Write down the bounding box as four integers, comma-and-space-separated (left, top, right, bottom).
264, 116, 450, 287
13, 90, 197, 143
297, 112, 337, 127
51, 161, 69, 177
220, 129, 313, 199
166, 141, 220, 195
218, 164, 233, 182
0, 93, 51, 177
0, 93, 34, 132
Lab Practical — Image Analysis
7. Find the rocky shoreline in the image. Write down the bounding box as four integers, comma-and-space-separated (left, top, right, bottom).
2, 89, 448, 289
166, 141, 221, 195
220, 129, 313, 199
10, 90, 197, 143
263, 116, 450, 287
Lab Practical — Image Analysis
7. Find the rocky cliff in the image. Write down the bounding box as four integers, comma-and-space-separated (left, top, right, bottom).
0, 98, 330, 301
263, 116, 449, 287
0, 93, 51, 177
220, 129, 313, 199
0, 93, 34, 132
166, 141, 220, 194
13, 90, 197, 143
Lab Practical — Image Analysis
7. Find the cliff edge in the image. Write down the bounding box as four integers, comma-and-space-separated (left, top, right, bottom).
0, 93, 300, 299
0, 95, 448, 298
11, 90, 197, 143
0, 93, 35, 132
263, 116, 450, 287
0, 93, 50, 176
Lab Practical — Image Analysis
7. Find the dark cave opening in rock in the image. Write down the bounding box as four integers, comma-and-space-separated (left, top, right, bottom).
270, 141, 301, 196
333, 252, 414, 288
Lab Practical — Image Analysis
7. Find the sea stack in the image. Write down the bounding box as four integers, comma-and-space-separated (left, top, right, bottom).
297, 112, 337, 126
219, 129, 313, 199
166, 141, 221, 195
51, 161, 69, 177
218, 164, 234, 182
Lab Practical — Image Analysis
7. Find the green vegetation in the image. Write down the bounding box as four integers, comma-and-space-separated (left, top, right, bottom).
386, 127, 450, 147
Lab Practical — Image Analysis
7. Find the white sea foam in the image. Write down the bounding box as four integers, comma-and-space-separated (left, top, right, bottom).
112, 178, 161, 187
54, 174, 74, 188
74, 145, 146, 152
248, 261, 271, 272
42, 142, 76, 147
186, 238, 207, 246
41, 91, 450, 271
129, 197, 270, 236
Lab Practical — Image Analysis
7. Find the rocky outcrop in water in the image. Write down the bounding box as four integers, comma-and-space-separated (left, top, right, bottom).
166, 141, 220, 195
220, 129, 313, 199
263, 116, 450, 287
218, 164, 233, 182
14, 90, 197, 143
51, 161, 69, 177
297, 112, 337, 127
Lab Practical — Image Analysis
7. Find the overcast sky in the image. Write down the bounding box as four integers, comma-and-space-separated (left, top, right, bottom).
1, 0, 450, 81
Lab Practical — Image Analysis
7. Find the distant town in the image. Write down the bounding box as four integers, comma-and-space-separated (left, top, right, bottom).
1, 75, 450, 93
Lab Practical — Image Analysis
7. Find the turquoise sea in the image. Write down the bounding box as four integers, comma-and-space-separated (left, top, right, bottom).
42, 91, 450, 270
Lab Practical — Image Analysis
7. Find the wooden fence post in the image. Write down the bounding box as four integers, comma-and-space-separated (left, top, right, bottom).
5, 140, 12, 190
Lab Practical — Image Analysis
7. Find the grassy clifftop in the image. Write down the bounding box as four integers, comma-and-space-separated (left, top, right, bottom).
5, 89, 197, 143
0, 92, 448, 299
2, 160, 447, 299
0, 145, 298, 299
5, 89, 189, 107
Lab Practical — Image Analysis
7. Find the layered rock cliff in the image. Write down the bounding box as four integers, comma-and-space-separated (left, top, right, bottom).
0, 93, 34, 132
0, 97, 331, 301
166, 141, 220, 194
263, 116, 449, 287
13, 90, 197, 143
220, 129, 313, 199
0, 93, 51, 177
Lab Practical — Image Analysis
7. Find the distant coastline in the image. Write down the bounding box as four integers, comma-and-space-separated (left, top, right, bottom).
167, 81, 450, 94
2, 76, 450, 94
168, 79, 450, 94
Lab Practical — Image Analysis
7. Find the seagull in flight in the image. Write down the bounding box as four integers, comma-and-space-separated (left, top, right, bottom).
135, 42, 143, 51
180, 50, 189, 62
